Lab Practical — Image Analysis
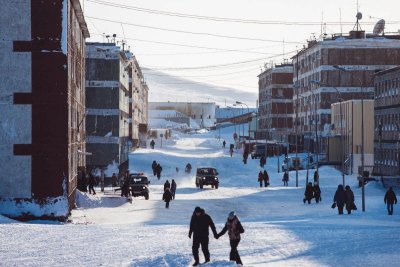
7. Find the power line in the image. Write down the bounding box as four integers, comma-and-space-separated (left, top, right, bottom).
89, 32, 285, 55
143, 66, 260, 78
87, 16, 304, 44
86, 0, 400, 26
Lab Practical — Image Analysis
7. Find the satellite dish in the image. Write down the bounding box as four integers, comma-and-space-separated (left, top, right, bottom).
373, 19, 385, 35
356, 12, 363, 20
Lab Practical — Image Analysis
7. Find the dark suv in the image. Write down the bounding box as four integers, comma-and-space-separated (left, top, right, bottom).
129, 174, 150, 200
196, 167, 219, 189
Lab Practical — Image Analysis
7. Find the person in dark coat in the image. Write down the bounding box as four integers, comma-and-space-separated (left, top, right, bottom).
345, 185, 355, 214
164, 180, 171, 192
150, 139, 155, 149
171, 179, 177, 200
282, 171, 289, 186
162, 188, 173, 208
260, 156, 266, 168
243, 150, 249, 164
384, 187, 397, 215
334, 184, 346, 215
185, 163, 192, 173
120, 177, 130, 197
216, 211, 244, 265
151, 160, 157, 176
222, 140, 226, 148
156, 163, 163, 180
258, 171, 263, 187
313, 182, 321, 203
303, 182, 313, 204
263, 170, 269, 187
189, 207, 218, 266
313, 170, 319, 183
88, 172, 96, 195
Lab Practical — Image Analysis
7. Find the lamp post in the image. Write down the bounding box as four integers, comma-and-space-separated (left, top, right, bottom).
236, 101, 250, 140
310, 80, 344, 186
333, 65, 365, 212
227, 106, 237, 135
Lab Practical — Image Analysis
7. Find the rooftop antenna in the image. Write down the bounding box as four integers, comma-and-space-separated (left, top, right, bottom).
112, 34, 117, 44
282, 39, 285, 62
354, 0, 362, 31
339, 8, 343, 35
105, 35, 110, 43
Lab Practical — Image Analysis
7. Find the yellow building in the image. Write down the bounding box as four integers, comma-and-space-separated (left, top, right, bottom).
330, 100, 374, 174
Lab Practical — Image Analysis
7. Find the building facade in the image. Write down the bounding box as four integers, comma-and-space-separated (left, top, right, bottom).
293, 32, 400, 152
85, 43, 130, 176
258, 64, 293, 141
374, 66, 400, 176
0, 0, 89, 219
330, 100, 375, 174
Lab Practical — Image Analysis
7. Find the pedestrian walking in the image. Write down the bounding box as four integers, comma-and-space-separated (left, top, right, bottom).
152, 160, 157, 176
282, 171, 289, 186
222, 140, 226, 148
189, 207, 218, 266
303, 182, 313, 204
243, 150, 249, 165
164, 179, 171, 192
313, 170, 319, 183
216, 211, 244, 266
150, 139, 155, 149
262, 170, 269, 187
345, 185, 355, 214
88, 172, 96, 195
185, 163, 192, 174
313, 182, 321, 203
260, 156, 266, 168
384, 186, 397, 215
258, 171, 263, 187
171, 179, 177, 200
333, 184, 346, 215
156, 163, 163, 180
111, 173, 118, 190
162, 188, 173, 208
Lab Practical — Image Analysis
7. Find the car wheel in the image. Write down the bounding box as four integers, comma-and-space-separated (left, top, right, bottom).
215, 184, 219, 189
195, 182, 199, 188
211, 184, 214, 189
145, 194, 149, 200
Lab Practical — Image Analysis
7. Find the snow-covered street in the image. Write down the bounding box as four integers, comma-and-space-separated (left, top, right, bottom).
1, 126, 400, 267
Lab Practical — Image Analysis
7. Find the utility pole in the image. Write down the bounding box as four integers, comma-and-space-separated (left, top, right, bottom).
295, 52, 299, 187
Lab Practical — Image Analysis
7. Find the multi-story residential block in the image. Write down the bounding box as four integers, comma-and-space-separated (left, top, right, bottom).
257, 64, 293, 141
85, 43, 130, 176
0, 0, 89, 220
374, 66, 400, 177
293, 31, 400, 152
330, 100, 374, 174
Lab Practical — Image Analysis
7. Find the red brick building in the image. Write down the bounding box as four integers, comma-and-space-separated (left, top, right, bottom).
0, 0, 89, 220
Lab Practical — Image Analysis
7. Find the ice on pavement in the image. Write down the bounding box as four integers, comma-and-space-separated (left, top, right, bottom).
1, 124, 400, 267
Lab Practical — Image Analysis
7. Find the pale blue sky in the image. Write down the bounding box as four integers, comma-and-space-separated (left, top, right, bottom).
81, 0, 400, 105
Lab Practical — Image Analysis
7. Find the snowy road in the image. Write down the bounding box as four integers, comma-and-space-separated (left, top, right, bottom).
1, 126, 400, 267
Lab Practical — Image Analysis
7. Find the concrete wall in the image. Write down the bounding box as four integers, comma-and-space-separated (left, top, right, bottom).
0, 0, 32, 198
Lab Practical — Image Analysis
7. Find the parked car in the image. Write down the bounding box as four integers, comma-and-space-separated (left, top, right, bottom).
129, 173, 150, 200
251, 144, 266, 159
282, 156, 316, 171
196, 167, 219, 189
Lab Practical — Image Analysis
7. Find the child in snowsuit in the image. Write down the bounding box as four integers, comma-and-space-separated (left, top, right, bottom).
216, 211, 244, 265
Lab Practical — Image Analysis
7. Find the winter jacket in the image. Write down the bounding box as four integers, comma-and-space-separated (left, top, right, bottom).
263, 171, 269, 182
304, 184, 314, 199
258, 172, 263, 182
171, 181, 177, 192
334, 186, 346, 206
88, 174, 96, 186
152, 161, 157, 171
345, 188, 355, 209
162, 190, 172, 202
189, 209, 217, 239
283, 172, 289, 181
384, 189, 398, 204
218, 216, 244, 240
164, 181, 170, 191
313, 185, 321, 198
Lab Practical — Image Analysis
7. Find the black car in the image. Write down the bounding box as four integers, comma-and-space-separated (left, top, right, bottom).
196, 167, 219, 189
129, 174, 150, 200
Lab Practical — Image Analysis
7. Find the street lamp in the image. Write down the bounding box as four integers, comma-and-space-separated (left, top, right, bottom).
236, 101, 250, 140
227, 106, 237, 136
310, 80, 344, 186
332, 65, 365, 212
233, 103, 245, 139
